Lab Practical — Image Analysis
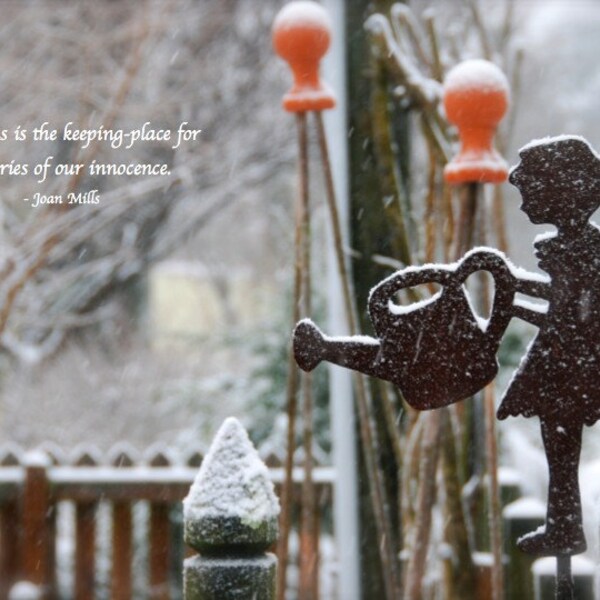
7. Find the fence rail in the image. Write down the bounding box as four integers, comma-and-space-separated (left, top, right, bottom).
0, 444, 333, 600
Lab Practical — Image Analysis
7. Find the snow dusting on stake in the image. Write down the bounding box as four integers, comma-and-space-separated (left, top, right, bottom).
183, 417, 279, 600
294, 135, 600, 600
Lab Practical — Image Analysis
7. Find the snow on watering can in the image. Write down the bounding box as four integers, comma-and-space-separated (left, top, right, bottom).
293, 248, 515, 410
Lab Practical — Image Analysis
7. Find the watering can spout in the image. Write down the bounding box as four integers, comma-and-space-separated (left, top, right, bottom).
293, 319, 325, 372
293, 319, 382, 378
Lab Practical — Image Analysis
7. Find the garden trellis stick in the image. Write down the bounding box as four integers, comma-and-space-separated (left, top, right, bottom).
279, 105, 318, 600
296, 110, 318, 600
314, 110, 401, 598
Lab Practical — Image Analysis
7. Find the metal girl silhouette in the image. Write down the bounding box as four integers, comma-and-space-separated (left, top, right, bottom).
293, 135, 600, 557
497, 135, 600, 556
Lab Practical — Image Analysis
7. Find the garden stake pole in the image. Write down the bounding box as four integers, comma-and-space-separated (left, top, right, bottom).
296, 109, 319, 600
410, 68, 500, 600
271, 106, 310, 600
456, 181, 506, 600
273, 5, 336, 599
314, 111, 402, 599
404, 409, 442, 600
456, 183, 478, 259
556, 555, 575, 600
279, 109, 317, 600
443, 59, 510, 600
477, 188, 505, 600
290, 112, 319, 600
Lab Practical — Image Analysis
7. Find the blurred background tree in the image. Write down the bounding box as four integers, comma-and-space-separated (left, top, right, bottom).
0, 0, 299, 449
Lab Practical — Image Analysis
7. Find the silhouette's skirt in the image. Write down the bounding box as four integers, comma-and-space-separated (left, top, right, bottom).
498, 331, 600, 426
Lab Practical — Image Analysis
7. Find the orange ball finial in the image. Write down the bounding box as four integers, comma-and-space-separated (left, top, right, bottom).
443, 59, 510, 185
272, 1, 336, 112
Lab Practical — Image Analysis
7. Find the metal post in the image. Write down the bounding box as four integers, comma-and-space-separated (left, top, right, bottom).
322, 2, 361, 598
532, 556, 595, 600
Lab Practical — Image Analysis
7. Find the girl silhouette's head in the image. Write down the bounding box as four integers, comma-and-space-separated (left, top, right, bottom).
510, 136, 600, 228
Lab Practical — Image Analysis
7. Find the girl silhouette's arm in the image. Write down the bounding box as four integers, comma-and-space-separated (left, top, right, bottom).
514, 277, 552, 299
510, 271, 551, 327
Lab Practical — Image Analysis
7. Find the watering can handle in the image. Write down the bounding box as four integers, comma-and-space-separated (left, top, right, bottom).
368, 250, 516, 341
450, 250, 516, 342
368, 266, 454, 336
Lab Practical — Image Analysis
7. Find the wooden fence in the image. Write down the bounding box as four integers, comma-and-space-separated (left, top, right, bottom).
0, 441, 597, 599
0, 443, 333, 600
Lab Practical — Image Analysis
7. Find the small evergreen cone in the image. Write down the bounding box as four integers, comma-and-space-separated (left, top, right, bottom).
183, 417, 280, 600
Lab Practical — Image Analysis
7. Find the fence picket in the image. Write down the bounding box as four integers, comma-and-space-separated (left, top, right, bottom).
112, 502, 133, 600
22, 452, 54, 595
73, 448, 100, 600
75, 502, 96, 600
0, 444, 23, 596
148, 448, 173, 600
110, 446, 135, 600
0, 499, 19, 596
149, 503, 171, 599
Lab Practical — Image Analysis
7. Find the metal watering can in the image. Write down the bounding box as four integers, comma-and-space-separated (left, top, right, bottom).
294, 249, 515, 410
